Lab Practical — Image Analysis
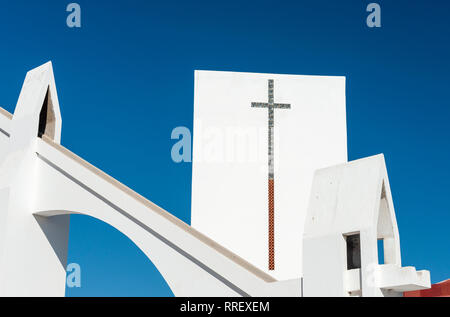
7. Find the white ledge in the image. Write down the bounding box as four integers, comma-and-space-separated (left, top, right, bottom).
375, 264, 431, 292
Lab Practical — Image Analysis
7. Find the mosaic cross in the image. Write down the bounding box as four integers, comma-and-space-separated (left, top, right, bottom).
251, 79, 291, 271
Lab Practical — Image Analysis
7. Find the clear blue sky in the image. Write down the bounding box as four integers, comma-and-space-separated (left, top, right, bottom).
0, 0, 448, 296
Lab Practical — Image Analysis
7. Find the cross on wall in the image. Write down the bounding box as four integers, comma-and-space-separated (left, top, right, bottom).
251, 79, 291, 271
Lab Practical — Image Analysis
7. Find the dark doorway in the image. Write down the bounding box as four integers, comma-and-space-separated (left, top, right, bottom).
345, 233, 361, 270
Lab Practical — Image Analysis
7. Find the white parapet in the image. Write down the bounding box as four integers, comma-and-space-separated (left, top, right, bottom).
374, 264, 431, 292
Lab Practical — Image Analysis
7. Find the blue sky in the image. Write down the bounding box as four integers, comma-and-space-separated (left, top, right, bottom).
0, 0, 448, 296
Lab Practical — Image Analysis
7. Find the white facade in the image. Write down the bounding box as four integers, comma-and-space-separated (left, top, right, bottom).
191, 71, 347, 280
303, 155, 430, 296
0, 63, 430, 297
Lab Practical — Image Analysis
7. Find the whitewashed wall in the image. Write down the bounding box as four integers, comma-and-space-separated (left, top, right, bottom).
191, 71, 347, 280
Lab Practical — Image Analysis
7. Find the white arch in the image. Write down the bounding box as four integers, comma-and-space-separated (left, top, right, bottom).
39, 211, 175, 296
33, 135, 292, 296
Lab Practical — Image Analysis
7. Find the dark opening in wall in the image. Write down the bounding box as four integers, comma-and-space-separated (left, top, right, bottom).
38, 87, 56, 139
345, 233, 361, 270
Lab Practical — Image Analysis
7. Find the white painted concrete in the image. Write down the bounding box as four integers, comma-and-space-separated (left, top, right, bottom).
303, 155, 430, 296
191, 70, 347, 280
33, 136, 301, 297
0, 62, 67, 296
0, 62, 300, 297
0, 63, 429, 297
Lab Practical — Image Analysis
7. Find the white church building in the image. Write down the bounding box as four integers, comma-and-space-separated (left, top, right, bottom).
0, 62, 430, 297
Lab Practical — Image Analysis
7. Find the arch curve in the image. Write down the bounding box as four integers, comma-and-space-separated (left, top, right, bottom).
32, 136, 282, 297
56, 212, 174, 296
35, 208, 180, 296
33, 139, 259, 296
